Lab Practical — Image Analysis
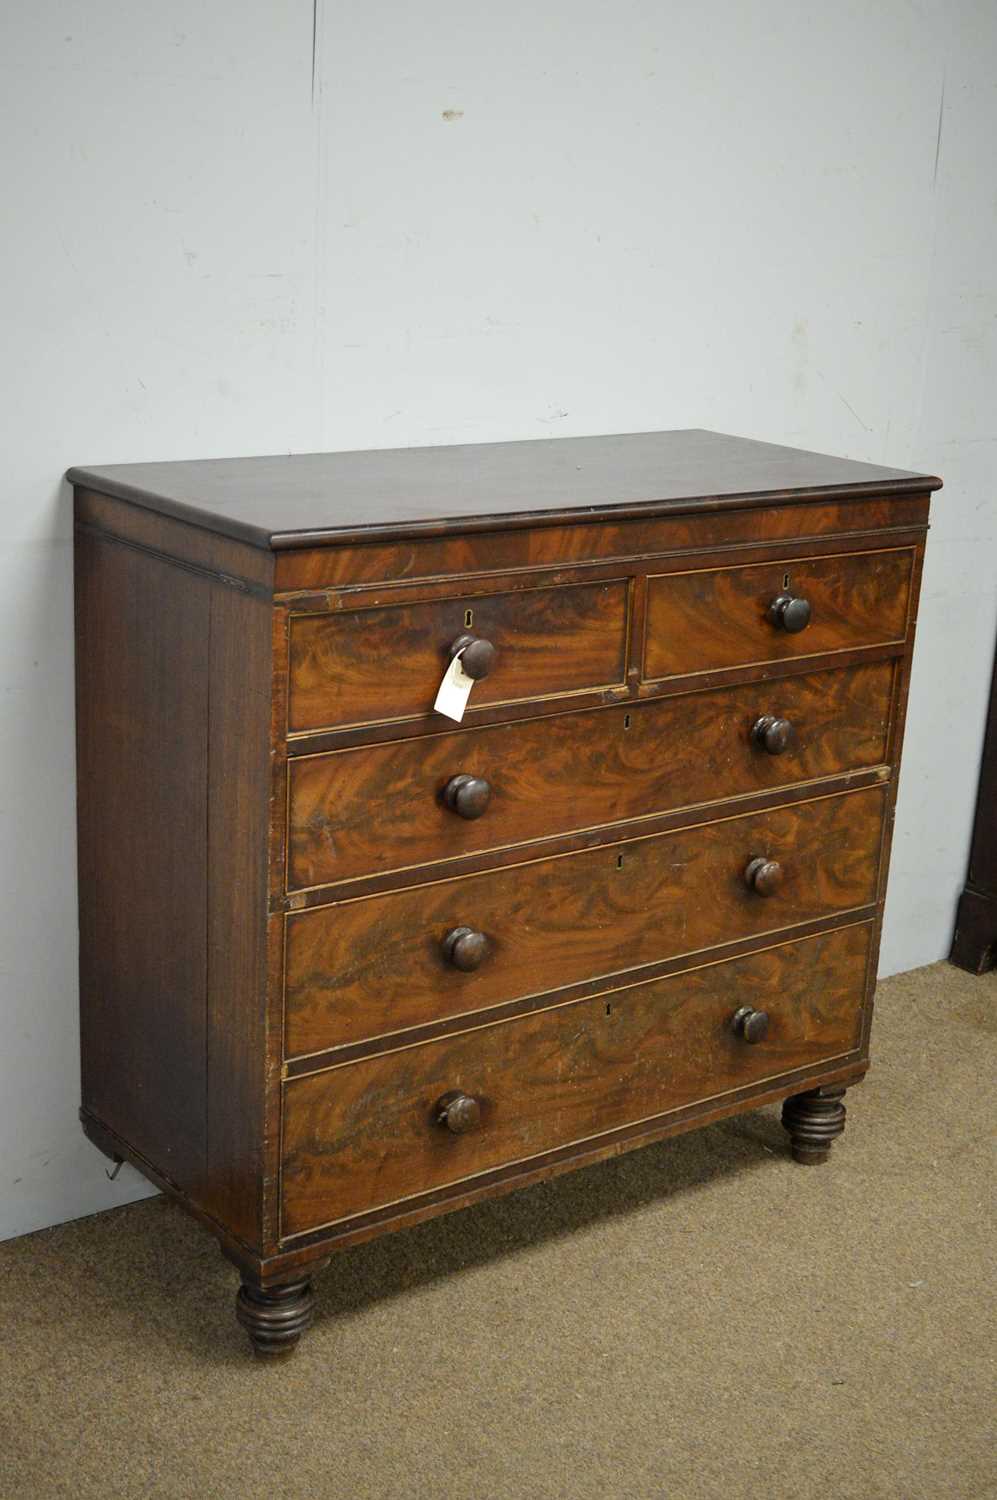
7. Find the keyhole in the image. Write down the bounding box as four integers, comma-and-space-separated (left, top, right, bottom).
605, 1003, 613, 1017
616, 853, 625, 870
783, 572, 791, 590
623, 713, 632, 730
464, 608, 474, 628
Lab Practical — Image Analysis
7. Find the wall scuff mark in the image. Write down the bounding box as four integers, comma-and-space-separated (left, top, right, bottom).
933, 72, 946, 187
311, 0, 319, 106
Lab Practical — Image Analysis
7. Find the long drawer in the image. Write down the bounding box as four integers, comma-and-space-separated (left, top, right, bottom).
643, 548, 913, 681
283, 785, 885, 1057
280, 922, 871, 1237
287, 578, 629, 734
286, 660, 893, 891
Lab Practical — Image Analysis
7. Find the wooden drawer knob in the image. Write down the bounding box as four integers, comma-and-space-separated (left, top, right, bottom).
731, 1005, 770, 1043
436, 1091, 481, 1134
449, 633, 496, 680
767, 592, 811, 633
443, 926, 488, 971
744, 856, 783, 896
751, 714, 796, 755
444, 774, 492, 820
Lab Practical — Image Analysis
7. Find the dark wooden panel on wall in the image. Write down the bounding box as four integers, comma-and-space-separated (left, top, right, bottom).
284, 786, 886, 1057
286, 578, 629, 734
286, 660, 894, 891
643, 548, 913, 681
281, 923, 872, 1237
950, 636, 997, 973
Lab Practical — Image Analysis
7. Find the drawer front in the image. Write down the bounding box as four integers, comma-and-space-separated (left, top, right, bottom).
287, 579, 629, 734
284, 786, 884, 1057
281, 922, 871, 1236
643, 548, 912, 681
287, 660, 893, 891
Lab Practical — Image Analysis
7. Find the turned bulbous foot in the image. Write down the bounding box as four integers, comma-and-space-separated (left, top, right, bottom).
236, 1277, 315, 1359
782, 1085, 847, 1165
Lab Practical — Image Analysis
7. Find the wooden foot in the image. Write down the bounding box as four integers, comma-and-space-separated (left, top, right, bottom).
781, 1085, 847, 1165
235, 1277, 316, 1359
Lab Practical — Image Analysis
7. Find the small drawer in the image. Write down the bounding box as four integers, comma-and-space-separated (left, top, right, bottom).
283, 785, 884, 1057
286, 660, 894, 890
286, 578, 629, 735
643, 548, 913, 681
280, 922, 871, 1236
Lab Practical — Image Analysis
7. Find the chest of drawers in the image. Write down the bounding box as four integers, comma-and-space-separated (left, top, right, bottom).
70, 429, 940, 1357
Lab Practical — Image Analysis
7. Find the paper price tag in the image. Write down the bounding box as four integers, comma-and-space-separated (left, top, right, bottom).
434, 651, 476, 722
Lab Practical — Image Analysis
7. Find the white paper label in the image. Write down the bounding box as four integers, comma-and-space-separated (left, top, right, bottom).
433, 651, 476, 722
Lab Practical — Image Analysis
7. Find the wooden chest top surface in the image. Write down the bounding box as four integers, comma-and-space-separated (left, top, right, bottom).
67, 428, 941, 549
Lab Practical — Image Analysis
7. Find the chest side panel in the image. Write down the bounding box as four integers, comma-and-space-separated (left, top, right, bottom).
75, 491, 276, 1251
75, 518, 211, 1191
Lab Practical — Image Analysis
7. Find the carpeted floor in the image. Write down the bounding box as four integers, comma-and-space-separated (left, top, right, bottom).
1, 960, 994, 1500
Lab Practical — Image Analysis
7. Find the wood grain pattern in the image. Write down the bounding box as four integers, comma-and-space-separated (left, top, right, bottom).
205, 574, 275, 1244
71, 429, 936, 1351
284, 786, 885, 1057
282, 911, 880, 1072
67, 429, 940, 550
75, 523, 210, 1190
274, 495, 930, 592
75, 486, 273, 592
75, 498, 279, 1243
280, 923, 871, 1236
644, 548, 913, 680
286, 661, 893, 891
287, 578, 629, 734
857, 540, 925, 1060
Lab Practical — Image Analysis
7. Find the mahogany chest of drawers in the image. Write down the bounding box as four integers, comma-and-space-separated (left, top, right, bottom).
70, 430, 940, 1357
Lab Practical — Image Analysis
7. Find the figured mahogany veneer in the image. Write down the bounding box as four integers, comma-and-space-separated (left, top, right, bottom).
281, 923, 872, 1237
273, 494, 929, 593
70, 428, 939, 1357
284, 785, 886, 1057
287, 577, 629, 734
643, 547, 913, 681
286, 660, 893, 891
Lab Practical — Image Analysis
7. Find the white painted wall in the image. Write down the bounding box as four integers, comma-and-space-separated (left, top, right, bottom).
1, 1, 994, 1241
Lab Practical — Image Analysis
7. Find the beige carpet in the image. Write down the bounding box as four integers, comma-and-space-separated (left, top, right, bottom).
1, 960, 994, 1500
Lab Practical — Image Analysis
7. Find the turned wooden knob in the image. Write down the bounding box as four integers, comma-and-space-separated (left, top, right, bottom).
731, 1005, 770, 1043
744, 856, 783, 896
436, 1090, 481, 1133
444, 773, 491, 820
751, 714, 796, 755
767, 592, 812, 633
449, 633, 496, 680
443, 926, 488, 971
